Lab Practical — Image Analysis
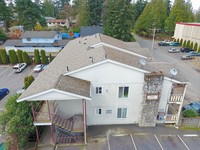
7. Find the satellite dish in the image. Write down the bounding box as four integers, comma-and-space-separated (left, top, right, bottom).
139, 58, 147, 66
170, 68, 178, 76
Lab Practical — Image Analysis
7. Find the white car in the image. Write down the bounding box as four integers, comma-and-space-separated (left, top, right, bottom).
34, 64, 44, 72
168, 48, 180, 53
13, 63, 27, 73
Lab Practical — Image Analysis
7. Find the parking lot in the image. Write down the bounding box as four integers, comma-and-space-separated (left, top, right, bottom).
57, 125, 200, 150
0, 64, 39, 109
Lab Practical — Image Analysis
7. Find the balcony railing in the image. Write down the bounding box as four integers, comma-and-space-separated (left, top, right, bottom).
169, 94, 183, 103
165, 114, 178, 123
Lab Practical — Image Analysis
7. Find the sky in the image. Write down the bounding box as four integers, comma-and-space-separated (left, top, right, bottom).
171, 0, 200, 11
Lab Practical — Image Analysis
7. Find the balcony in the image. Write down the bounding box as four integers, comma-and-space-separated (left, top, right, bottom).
169, 94, 183, 103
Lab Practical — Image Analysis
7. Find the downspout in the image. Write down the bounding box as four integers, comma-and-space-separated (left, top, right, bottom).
82, 99, 87, 144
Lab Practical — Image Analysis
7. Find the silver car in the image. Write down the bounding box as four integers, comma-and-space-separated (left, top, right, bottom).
168, 48, 180, 53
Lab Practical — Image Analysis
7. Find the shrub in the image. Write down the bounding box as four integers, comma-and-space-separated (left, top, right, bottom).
17, 50, 23, 63
22, 51, 31, 65
194, 43, 198, 51
0, 49, 9, 64
40, 50, 48, 64
183, 40, 187, 47
198, 46, 200, 53
49, 53, 53, 63
180, 39, 183, 46
190, 42, 194, 49
24, 75, 35, 89
186, 40, 190, 48
183, 109, 198, 118
8, 50, 18, 64
0, 53, 2, 64
34, 49, 41, 64
176, 38, 179, 42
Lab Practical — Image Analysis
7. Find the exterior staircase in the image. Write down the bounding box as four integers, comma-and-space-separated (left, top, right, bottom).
52, 114, 74, 132
53, 114, 83, 144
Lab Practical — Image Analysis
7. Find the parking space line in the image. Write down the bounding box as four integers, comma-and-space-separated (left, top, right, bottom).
177, 135, 190, 150
8, 71, 14, 76
183, 134, 198, 137
130, 134, 137, 150
107, 134, 111, 150
0, 67, 10, 76
154, 134, 164, 150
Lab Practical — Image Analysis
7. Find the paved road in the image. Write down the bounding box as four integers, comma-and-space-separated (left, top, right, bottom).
0, 65, 39, 109
135, 35, 200, 103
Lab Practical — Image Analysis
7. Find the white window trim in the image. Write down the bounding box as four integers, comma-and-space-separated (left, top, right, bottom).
117, 108, 128, 119
95, 108, 102, 115
118, 86, 129, 98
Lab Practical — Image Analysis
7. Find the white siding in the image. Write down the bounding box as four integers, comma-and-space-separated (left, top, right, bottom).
159, 79, 172, 112
56, 100, 83, 116
70, 62, 145, 125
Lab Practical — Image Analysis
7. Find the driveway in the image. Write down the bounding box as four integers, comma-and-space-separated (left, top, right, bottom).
135, 35, 200, 103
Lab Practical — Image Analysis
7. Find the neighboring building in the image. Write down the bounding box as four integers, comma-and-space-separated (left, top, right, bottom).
3, 31, 68, 52
80, 26, 103, 37
47, 19, 70, 29
174, 22, 200, 49
8, 26, 24, 39
17, 34, 188, 145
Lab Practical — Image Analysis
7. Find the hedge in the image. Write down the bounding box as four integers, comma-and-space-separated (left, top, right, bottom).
8, 50, 18, 64
22, 51, 31, 65
40, 50, 48, 64
34, 49, 41, 64
17, 50, 23, 63
0, 49, 9, 64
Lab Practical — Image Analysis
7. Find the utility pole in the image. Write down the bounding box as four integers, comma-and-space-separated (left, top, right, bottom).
149, 27, 161, 58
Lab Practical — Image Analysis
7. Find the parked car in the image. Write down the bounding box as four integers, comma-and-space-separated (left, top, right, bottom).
182, 102, 200, 115
180, 47, 194, 53
34, 64, 44, 72
188, 51, 200, 57
170, 42, 180, 46
0, 88, 9, 100
158, 42, 169, 46
181, 54, 194, 60
190, 102, 200, 114
168, 48, 180, 53
13, 63, 27, 73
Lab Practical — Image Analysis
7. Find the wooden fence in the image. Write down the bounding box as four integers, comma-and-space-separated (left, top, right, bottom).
179, 117, 200, 127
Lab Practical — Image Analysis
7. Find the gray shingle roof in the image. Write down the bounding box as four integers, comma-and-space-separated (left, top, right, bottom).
144, 62, 186, 82
56, 75, 90, 97
18, 33, 185, 101
80, 26, 103, 37
3, 39, 68, 47
22, 31, 58, 38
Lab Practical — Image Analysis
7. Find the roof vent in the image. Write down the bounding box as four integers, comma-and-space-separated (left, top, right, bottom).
84, 43, 86, 45
66, 66, 69, 71
79, 41, 81, 44
95, 34, 97, 38
85, 38, 87, 40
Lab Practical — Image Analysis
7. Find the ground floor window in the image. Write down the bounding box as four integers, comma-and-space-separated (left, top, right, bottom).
95, 108, 102, 115
117, 108, 127, 118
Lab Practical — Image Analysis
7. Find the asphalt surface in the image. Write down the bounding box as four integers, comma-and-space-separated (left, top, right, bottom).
135, 35, 200, 103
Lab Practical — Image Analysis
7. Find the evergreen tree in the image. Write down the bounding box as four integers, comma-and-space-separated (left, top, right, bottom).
49, 53, 54, 62
190, 42, 193, 49
194, 7, 200, 22
194, 43, 198, 51
165, 0, 171, 16
0, 29, 7, 41
24, 75, 35, 89
22, 51, 31, 65
186, 40, 190, 48
180, 39, 183, 46
17, 50, 23, 63
77, 0, 89, 26
15, 0, 44, 30
42, 0, 55, 17
134, 0, 167, 35
165, 0, 194, 34
183, 40, 187, 47
34, 49, 41, 64
8, 50, 18, 64
0, 94, 36, 148
0, 49, 9, 64
40, 50, 48, 64
87, 0, 103, 26
104, 0, 134, 42
134, 0, 148, 22
0, 0, 12, 31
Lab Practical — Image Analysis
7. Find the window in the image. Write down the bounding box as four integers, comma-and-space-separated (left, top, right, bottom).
117, 108, 127, 118
26, 38, 31, 41
96, 108, 102, 115
118, 87, 129, 98
96, 87, 102, 94
106, 110, 112, 114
